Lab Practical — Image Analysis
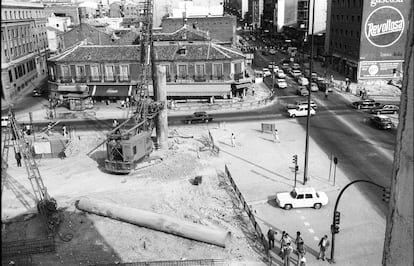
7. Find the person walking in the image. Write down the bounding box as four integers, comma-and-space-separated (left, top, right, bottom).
317, 235, 330, 261
252, 87, 255, 96
273, 129, 280, 143
325, 89, 329, 99
280, 231, 291, 257
112, 119, 119, 128
283, 242, 293, 266
231, 133, 236, 147
15, 151, 22, 167
296, 231, 306, 265
62, 124, 68, 137
267, 227, 276, 249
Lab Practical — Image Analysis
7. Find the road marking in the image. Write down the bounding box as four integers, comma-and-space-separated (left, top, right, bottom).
300, 216, 306, 220
314, 236, 320, 241
313, 97, 394, 161
308, 228, 315, 233
304, 222, 310, 226
296, 210, 302, 213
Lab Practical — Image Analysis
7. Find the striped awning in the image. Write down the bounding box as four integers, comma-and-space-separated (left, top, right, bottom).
57, 84, 88, 92
147, 83, 231, 97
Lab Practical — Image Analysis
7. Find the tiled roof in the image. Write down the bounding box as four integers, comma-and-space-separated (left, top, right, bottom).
153, 25, 210, 42
50, 42, 245, 63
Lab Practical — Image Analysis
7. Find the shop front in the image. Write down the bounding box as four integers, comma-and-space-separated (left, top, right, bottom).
55, 84, 93, 111
91, 85, 133, 103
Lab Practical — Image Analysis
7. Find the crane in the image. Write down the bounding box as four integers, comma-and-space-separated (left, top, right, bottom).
2, 109, 59, 233
104, 0, 163, 174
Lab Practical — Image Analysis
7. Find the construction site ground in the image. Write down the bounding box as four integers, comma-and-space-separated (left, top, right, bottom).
1, 125, 265, 265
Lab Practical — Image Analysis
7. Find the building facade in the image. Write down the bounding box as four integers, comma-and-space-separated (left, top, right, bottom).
61, 23, 114, 49
46, 26, 249, 108
327, 0, 408, 81
1, 1, 49, 102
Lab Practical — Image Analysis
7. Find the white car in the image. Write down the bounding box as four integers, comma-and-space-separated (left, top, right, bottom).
262, 68, 272, 77
1, 116, 9, 127
276, 79, 287, 89
276, 187, 328, 210
298, 77, 309, 86
276, 69, 286, 78
288, 106, 316, 117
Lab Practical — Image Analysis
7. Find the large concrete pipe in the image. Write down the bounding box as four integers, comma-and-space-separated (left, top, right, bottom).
75, 197, 230, 248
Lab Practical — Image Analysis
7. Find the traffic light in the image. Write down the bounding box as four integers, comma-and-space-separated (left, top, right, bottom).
295, 165, 299, 171
333, 225, 340, 234
293, 155, 298, 164
382, 187, 391, 202
334, 211, 340, 225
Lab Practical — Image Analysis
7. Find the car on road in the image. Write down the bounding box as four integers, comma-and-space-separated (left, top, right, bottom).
318, 81, 333, 92
370, 104, 399, 115
269, 48, 276, 55
298, 77, 309, 86
262, 68, 272, 77
290, 62, 301, 70
183, 112, 213, 124
275, 187, 328, 210
287, 105, 316, 117
310, 82, 319, 92
281, 64, 292, 73
276, 69, 286, 78
289, 69, 302, 79
286, 100, 318, 110
351, 99, 381, 109
32, 88, 43, 97
276, 79, 288, 89
296, 86, 309, 96
370, 115, 394, 129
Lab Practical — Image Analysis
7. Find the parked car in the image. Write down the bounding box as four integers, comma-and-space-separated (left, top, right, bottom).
32, 88, 43, 97
296, 86, 309, 96
281, 64, 292, 72
370, 115, 394, 129
276, 79, 288, 89
351, 99, 381, 109
1, 116, 9, 127
269, 48, 276, 55
298, 77, 309, 86
183, 112, 213, 124
370, 104, 399, 114
275, 187, 329, 210
287, 105, 316, 117
262, 68, 272, 77
276, 69, 286, 78
289, 69, 302, 78
268, 62, 278, 72
310, 82, 319, 92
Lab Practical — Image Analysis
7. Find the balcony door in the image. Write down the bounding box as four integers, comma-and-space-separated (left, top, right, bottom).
213, 64, 223, 80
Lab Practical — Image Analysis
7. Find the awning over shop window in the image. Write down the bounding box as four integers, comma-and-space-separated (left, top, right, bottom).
92, 85, 132, 97
57, 84, 88, 92
151, 84, 231, 97
232, 82, 252, 90
62, 92, 91, 99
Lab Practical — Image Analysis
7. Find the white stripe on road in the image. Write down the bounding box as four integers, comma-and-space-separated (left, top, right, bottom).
313, 97, 394, 161
308, 228, 315, 233
314, 236, 320, 241
300, 216, 306, 220
304, 222, 310, 226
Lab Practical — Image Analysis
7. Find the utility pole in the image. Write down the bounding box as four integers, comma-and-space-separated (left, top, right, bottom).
303, 0, 316, 185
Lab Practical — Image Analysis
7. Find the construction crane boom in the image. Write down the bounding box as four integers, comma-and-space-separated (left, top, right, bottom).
3, 109, 59, 231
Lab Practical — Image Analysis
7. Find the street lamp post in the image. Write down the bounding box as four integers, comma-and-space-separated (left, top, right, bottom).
329, 180, 388, 263
303, 0, 316, 185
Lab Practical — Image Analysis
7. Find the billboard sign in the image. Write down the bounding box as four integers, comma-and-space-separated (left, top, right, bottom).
358, 60, 403, 79
358, 0, 409, 79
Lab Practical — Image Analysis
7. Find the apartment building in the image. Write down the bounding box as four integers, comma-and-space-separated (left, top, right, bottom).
1, 1, 49, 102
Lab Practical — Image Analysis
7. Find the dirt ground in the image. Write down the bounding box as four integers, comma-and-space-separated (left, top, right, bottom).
1, 126, 265, 265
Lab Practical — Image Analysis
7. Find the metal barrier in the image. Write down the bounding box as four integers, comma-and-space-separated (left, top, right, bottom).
224, 165, 269, 255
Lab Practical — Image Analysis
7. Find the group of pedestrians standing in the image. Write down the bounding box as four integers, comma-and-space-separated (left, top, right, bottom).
267, 228, 329, 265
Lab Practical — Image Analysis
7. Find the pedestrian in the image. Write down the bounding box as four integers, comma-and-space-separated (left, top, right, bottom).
62, 124, 68, 137
283, 242, 293, 266
25, 124, 31, 135
325, 89, 329, 99
252, 87, 255, 96
231, 133, 236, 147
280, 231, 291, 257
112, 119, 119, 128
330, 74, 334, 84
125, 97, 130, 108
273, 129, 280, 143
317, 235, 330, 261
296, 231, 306, 265
267, 227, 276, 249
15, 151, 22, 167
46, 122, 53, 136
